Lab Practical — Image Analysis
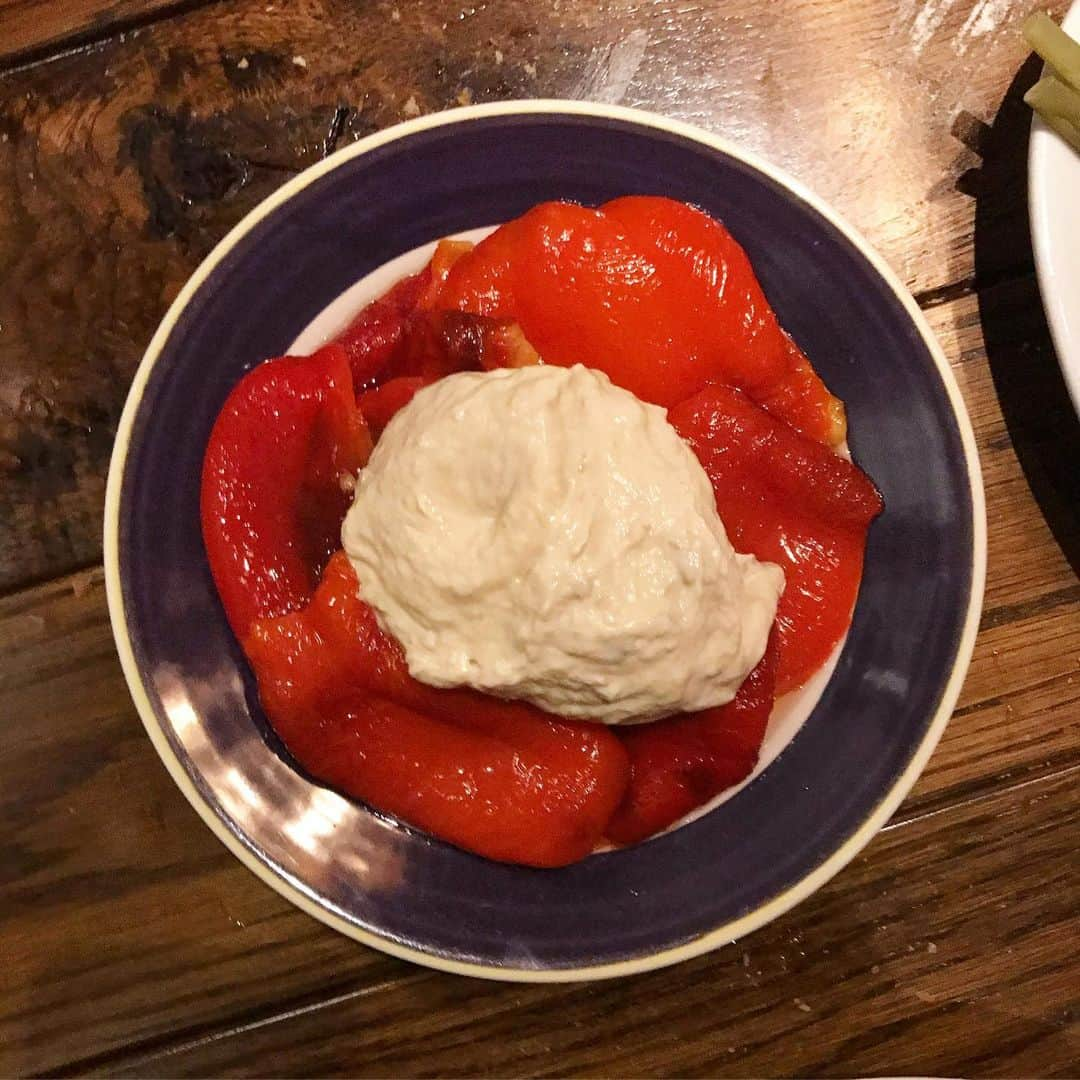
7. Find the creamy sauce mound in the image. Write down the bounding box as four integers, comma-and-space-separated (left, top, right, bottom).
342, 364, 783, 724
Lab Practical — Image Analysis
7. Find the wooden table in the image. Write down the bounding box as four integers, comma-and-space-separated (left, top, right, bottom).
1, 1, 1077, 1075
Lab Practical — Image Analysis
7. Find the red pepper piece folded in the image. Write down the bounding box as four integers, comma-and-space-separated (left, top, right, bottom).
434, 196, 845, 444
669, 384, 882, 693
272, 692, 626, 868
245, 553, 630, 867
332, 269, 431, 390
356, 376, 432, 437
200, 344, 371, 639
606, 628, 778, 846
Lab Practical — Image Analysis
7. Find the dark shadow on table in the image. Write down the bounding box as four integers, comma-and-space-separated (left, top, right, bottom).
969, 52, 1080, 579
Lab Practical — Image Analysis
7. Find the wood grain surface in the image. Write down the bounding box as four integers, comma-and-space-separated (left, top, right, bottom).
1, 0, 1077, 1076
110, 771, 1080, 1079
0, 0, 219, 67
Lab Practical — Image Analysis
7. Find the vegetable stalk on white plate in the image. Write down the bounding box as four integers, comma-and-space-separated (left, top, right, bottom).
1024, 11, 1080, 151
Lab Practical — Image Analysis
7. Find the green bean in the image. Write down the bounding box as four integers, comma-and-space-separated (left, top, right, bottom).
1024, 12, 1080, 91
1026, 72, 1080, 117
1025, 76, 1080, 149
1035, 106, 1080, 151
1024, 14, 1080, 149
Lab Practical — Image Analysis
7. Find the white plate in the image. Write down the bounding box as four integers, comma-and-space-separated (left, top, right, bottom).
1029, 0, 1080, 415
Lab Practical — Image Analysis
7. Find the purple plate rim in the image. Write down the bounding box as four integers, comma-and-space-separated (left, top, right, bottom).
103, 100, 987, 982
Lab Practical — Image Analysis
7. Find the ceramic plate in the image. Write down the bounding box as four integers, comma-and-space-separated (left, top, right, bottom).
1029, 0, 1080, 415
104, 101, 985, 981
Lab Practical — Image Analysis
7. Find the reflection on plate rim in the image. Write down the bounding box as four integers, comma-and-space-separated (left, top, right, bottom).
103, 100, 987, 983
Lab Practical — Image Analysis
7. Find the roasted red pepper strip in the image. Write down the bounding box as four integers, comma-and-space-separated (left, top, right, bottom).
416, 238, 474, 307
669, 384, 882, 693
244, 552, 412, 719
601, 196, 845, 444
271, 693, 627, 868
200, 344, 371, 639
606, 628, 778, 846
434, 196, 845, 445
245, 553, 630, 867
332, 269, 431, 389
377, 310, 540, 388
335, 241, 477, 390
333, 300, 404, 390
356, 376, 432, 437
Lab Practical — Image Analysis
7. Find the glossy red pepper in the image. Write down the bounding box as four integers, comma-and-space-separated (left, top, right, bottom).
669, 384, 882, 693
332, 269, 431, 390
606, 628, 778, 846
246, 553, 631, 867
433, 196, 846, 445
356, 376, 432, 437
203, 199, 884, 865
334, 240, 477, 391
272, 693, 628, 868
200, 344, 371, 639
